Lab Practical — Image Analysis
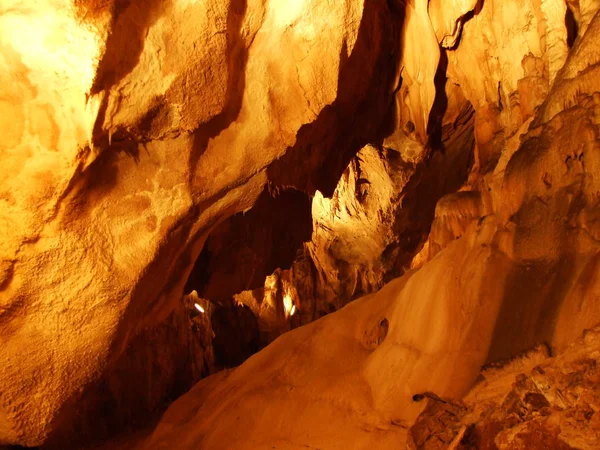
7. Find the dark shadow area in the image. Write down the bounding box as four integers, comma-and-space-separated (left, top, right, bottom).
385, 103, 476, 279
426, 48, 449, 150
0, 261, 15, 292
485, 258, 574, 363
60, 131, 146, 225
184, 186, 313, 302
445, 0, 485, 51
486, 248, 579, 362
565, 5, 578, 49
63, 150, 122, 219
42, 305, 208, 450
90, 0, 168, 95
211, 303, 260, 368
485, 189, 584, 363
0, 447, 37, 450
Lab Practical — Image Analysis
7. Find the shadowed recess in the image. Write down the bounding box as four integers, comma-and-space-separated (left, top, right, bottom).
184, 186, 313, 302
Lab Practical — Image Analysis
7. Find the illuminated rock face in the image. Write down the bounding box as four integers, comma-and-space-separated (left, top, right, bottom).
134, 2, 600, 450
188, 0, 582, 351
2, 0, 600, 449
0, 0, 399, 446
224, 106, 474, 341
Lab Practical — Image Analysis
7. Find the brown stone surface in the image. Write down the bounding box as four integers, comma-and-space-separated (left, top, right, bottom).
2, 0, 600, 448
409, 329, 600, 450
0, 0, 400, 445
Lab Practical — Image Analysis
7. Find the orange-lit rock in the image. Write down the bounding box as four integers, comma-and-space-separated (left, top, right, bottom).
125, 3, 600, 450
3, 0, 600, 448
0, 0, 400, 445
428, 0, 479, 48
408, 328, 600, 449
444, 0, 569, 169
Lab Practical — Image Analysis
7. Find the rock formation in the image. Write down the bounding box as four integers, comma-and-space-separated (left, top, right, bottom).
1, 0, 600, 448
407, 328, 600, 449
0, 0, 399, 445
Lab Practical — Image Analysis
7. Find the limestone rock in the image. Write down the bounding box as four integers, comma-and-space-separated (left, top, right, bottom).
3, 0, 600, 448
124, 3, 600, 449
445, 0, 569, 169
428, 0, 479, 48
0, 0, 400, 445
408, 328, 600, 450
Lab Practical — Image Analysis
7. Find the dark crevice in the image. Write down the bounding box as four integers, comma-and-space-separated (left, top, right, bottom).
211, 303, 260, 368
426, 47, 449, 150
266, 0, 404, 197
445, 0, 484, 51
386, 103, 476, 280
90, 0, 168, 95
565, 6, 578, 49
184, 186, 313, 302
498, 81, 504, 111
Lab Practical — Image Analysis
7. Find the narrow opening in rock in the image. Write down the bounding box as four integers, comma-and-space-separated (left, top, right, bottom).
565, 6, 578, 48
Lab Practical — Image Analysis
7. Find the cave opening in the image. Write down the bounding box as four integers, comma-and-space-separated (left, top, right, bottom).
182, 185, 313, 369
182, 97, 476, 374
184, 186, 313, 301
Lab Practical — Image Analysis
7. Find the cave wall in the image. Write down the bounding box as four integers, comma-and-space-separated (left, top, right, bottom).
2, 0, 600, 448
42, 299, 212, 449
191, 0, 577, 348
0, 0, 401, 446
132, 2, 600, 449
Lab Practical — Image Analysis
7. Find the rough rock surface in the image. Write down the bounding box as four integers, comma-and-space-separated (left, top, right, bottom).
407, 328, 600, 449
3, 0, 600, 448
0, 0, 400, 445
125, 2, 600, 449
42, 298, 213, 449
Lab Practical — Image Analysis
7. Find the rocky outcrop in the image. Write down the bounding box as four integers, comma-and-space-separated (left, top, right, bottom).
407, 329, 600, 449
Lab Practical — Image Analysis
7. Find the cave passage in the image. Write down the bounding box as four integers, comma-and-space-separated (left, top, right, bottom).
3, 1, 600, 449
